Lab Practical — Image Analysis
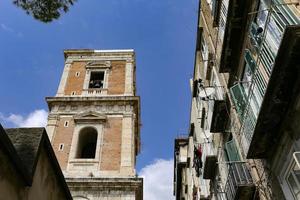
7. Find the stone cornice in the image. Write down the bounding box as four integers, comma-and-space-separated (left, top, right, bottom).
46, 96, 139, 105
64, 49, 135, 63
66, 177, 143, 191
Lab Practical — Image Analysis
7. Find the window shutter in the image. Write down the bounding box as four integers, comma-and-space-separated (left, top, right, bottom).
193, 80, 199, 98
196, 27, 203, 51
206, 53, 214, 80
213, 0, 222, 27
201, 108, 206, 128
189, 123, 195, 137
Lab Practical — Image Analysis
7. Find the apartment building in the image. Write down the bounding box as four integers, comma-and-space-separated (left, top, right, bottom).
174, 0, 300, 199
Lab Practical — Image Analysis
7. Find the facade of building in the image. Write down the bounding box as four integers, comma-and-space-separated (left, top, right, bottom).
174, 137, 190, 200
174, 0, 300, 199
0, 124, 72, 200
46, 49, 143, 200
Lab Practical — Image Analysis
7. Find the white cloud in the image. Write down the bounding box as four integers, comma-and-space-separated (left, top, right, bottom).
139, 159, 175, 200
1, 23, 14, 32
0, 109, 48, 127
1, 23, 23, 37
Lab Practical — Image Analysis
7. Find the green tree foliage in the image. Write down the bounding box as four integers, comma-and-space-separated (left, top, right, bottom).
13, 0, 76, 23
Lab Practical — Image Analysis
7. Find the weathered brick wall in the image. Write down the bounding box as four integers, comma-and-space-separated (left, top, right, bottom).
108, 61, 126, 94
100, 117, 122, 171
64, 61, 87, 95
52, 117, 74, 170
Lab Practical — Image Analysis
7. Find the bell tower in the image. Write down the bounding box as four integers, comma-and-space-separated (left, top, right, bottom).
46, 49, 142, 200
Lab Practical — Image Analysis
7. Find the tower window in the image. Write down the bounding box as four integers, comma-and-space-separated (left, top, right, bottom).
89, 71, 104, 89
76, 127, 98, 159
58, 143, 64, 151
75, 72, 80, 77
64, 121, 69, 127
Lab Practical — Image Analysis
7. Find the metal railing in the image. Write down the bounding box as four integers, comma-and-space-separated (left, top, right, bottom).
224, 162, 254, 200
239, 1, 300, 154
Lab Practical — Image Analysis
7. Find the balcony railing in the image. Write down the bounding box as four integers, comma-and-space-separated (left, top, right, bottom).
82, 88, 108, 96
225, 162, 256, 200
249, 22, 263, 49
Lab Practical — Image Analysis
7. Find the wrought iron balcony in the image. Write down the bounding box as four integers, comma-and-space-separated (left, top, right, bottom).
219, 0, 252, 73
249, 22, 263, 49
247, 25, 300, 158
225, 162, 256, 200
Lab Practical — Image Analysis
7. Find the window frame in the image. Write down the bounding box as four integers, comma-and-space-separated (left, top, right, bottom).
64, 121, 69, 127
283, 152, 300, 199
58, 143, 64, 151
68, 124, 103, 163
88, 71, 105, 89
75, 127, 98, 159
279, 144, 300, 200
83, 69, 110, 91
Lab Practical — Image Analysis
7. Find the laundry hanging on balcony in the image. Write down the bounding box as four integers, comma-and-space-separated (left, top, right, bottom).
194, 145, 203, 177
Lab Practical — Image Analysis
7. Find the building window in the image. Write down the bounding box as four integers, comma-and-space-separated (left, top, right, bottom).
76, 127, 98, 159
58, 143, 64, 151
286, 160, 300, 199
71, 91, 76, 95
64, 121, 69, 127
89, 71, 105, 89
75, 72, 80, 77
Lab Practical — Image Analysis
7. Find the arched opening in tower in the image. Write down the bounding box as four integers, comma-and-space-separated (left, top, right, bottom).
76, 127, 98, 158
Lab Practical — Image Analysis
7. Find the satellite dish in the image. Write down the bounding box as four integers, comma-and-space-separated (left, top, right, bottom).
198, 87, 215, 98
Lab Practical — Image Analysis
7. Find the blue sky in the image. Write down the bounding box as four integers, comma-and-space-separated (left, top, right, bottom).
0, 0, 198, 198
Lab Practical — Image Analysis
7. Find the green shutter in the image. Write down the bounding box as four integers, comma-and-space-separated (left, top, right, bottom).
225, 139, 241, 161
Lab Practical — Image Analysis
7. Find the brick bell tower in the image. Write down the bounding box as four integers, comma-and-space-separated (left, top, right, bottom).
46, 49, 143, 200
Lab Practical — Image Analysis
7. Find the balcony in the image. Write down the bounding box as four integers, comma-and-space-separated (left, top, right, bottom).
249, 22, 263, 50
247, 25, 300, 158
219, 0, 253, 73
82, 88, 108, 96
210, 100, 228, 133
225, 162, 256, 200
229, 82, 259, 155
203, 143, 217, 180
203, 155, 217, 179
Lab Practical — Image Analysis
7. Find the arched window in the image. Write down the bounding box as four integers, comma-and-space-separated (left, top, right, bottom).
76, 127, 98, 158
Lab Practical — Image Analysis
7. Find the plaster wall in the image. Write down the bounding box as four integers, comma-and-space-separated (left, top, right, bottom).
0, 144, 69, 200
